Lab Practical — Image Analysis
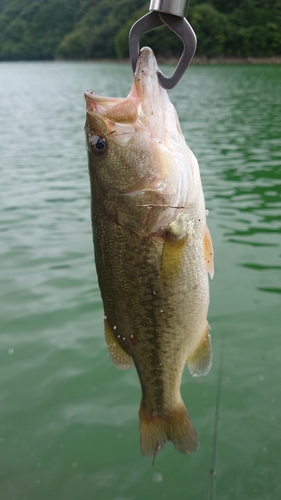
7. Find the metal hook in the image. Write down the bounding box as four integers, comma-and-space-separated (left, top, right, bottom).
129, 10, 197, 90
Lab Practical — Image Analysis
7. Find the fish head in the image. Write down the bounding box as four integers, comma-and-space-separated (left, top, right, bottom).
85, 90, 153, 194
85, 47, 195, 233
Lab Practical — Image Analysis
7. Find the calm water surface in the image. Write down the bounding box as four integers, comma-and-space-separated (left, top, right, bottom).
0, 61, 280, 500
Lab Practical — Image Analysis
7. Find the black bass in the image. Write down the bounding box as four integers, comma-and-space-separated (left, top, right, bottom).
84, 47, 214, 456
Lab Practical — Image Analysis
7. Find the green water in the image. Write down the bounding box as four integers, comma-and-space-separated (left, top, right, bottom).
0, 61, 280, 500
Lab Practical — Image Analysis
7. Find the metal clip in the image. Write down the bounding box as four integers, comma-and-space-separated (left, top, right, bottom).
129, 1, 197, 90
149, 0, 190, 18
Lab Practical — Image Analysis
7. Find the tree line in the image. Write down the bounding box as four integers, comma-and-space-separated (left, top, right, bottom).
0, 0, 280, 61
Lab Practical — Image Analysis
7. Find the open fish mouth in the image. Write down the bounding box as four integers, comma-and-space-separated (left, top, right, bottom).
84, 92, 126, 115
84, 47, 174, 132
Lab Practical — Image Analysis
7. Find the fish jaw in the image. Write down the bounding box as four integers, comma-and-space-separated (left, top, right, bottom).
130, 47, 195, 207
130, 47, 182, 144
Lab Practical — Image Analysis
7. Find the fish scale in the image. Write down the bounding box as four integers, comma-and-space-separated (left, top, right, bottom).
85, 47, 214, 457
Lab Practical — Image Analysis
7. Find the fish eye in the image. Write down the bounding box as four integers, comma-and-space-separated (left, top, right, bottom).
90, 135, 107, 156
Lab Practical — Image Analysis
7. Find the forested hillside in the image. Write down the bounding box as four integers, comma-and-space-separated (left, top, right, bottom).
0, 0, 280, 61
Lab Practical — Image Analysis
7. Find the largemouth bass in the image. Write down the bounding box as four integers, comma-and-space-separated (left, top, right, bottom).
84, 47, 214, 457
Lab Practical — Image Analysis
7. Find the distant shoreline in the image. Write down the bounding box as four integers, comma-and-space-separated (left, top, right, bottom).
191, 55, 281, 65
77, 55, 281, 65
1, 55, 281, 64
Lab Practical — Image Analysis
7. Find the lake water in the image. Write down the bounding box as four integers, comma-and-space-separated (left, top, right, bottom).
0, 60, 280, 500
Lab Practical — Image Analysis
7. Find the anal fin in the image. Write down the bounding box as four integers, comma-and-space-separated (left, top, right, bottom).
104, 319, 134, 370
187, 323, 212, 377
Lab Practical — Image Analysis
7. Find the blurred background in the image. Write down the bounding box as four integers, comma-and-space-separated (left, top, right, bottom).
0, 0, 281, 61
0, 1, 281, 500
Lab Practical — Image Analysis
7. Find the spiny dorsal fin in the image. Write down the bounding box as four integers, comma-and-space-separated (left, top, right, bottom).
104, 319, 134, 370
187, 323, 212, 377
204, 225, 214, 279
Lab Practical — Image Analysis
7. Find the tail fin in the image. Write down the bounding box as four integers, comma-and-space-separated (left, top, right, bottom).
139, 401, 198, 457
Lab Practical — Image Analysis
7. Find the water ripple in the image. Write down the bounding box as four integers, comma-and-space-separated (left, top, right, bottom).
0, 62, 281, 499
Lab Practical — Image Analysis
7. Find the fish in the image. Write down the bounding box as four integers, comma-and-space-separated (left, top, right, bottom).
84, 47, 214, 457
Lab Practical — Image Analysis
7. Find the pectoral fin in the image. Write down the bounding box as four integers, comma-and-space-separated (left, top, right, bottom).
187, 324, 212, 377
104, 319, 134, 370
204, 225, 214, 279
160, 234, 187, 282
